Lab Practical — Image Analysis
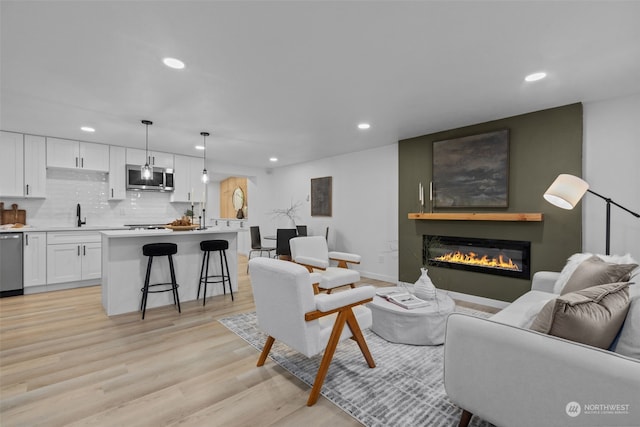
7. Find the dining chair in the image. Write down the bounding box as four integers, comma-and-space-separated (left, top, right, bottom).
247, 226, 276, 272
276, 228, 298, 259
249, 257, 376, 406
296, 225, 308, 236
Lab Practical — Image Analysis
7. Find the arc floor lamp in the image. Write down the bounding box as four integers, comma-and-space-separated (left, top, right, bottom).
543, 174, 640, 255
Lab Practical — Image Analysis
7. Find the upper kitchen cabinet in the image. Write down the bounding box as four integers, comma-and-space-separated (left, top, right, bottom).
47, 138, 109, 172
24, 135, 47, 198
170, 154, 205, 203
126, 148, 174, 169
108, 146, 126, 200
0, 131, 24, 197
0, 132, 47, 198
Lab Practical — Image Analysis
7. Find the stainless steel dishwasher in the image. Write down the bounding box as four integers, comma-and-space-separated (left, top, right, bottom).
0, 233, 24, 297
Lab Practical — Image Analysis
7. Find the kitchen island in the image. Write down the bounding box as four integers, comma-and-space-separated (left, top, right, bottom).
101, 227, 245, 316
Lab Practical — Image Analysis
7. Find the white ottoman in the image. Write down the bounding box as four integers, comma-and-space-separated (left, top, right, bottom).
368, 288, 455, 345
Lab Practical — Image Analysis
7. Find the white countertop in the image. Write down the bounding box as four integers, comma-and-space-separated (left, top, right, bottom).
100, 227, 247, 238
0, 225, 129, 233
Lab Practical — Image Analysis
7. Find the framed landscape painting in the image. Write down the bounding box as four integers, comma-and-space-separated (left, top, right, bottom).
432, 129, 509, 208
311, 176, 332, 216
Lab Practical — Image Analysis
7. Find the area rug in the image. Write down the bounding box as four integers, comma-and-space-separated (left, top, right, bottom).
219, 307, 494, 427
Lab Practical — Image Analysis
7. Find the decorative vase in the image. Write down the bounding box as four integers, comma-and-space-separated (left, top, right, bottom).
414, 268, 437, 300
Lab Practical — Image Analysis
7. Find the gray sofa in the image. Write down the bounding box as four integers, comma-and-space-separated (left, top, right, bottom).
443, 271, 640, 427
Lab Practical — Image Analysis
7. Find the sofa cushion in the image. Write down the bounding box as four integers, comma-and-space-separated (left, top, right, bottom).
553, 253, 638, 294
530, 282, 630, 349
613, 284, 640, 359
560, 255, 637, 295
490, 290, 556, 328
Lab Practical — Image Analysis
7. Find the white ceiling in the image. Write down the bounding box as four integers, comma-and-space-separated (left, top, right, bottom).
2, 1, 640, 172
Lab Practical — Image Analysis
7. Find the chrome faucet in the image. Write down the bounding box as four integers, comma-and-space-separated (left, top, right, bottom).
76, 203, 86, 227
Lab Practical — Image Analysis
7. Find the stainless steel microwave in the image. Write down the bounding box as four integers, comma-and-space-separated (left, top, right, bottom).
126, 164, 174, 191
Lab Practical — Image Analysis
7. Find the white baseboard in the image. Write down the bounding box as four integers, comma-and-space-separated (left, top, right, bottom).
359, 271, 397, 284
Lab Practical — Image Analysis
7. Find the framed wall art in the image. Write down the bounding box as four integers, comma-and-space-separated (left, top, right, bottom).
311, 176, 332, 216
432, 129, 509, 208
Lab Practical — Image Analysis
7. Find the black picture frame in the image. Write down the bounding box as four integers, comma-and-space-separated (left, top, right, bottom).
311, 176, 332, 216
432, 129, 509, 208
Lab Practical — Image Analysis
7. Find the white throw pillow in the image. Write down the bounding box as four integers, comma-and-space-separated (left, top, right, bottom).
553, 253, 639, 294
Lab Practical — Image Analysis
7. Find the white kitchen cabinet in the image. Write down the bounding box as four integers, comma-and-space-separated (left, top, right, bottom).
0, 131, 24, 197
80, 141, 109, 171
23, 232, 47, 287
46, 232, 102, 284
47, 138, 109, 172
82, 242, 102, 280
24, 135, 47, 198
126, 148, 174, 169
108, 145, 126, 200
171, 154, 205, 203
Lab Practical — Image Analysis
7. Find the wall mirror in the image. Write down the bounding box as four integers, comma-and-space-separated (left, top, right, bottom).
232, 187, 244, 211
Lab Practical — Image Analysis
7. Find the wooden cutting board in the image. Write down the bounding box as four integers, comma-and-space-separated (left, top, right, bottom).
0, 202, 27, 225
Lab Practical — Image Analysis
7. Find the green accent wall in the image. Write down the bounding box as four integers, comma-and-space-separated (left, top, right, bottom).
398, 103, 583, 302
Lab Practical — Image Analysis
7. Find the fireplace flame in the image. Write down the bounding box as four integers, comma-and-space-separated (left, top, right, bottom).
434, 251, 521, 271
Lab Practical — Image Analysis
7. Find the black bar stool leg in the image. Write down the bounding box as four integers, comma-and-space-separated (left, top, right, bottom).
141, 256, 153, 319
222, 250, 233, 301
203, 251, 210, 306
197, 250, 207, 300
168, 254, 181, 313
219, 250, 226, 296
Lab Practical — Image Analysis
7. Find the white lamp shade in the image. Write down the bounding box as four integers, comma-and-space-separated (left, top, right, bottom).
543, 174, 589, 209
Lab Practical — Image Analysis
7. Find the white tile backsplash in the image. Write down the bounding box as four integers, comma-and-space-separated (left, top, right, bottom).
3, 169, 191, 227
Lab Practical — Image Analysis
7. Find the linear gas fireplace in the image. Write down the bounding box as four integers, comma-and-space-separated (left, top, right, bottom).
424, 235, 531, 279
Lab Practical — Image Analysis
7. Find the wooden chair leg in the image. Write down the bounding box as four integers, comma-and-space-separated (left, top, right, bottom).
325, 288, 333, 294
345, 309, 375, 368
312, 283, 320, 295
458, 409, 473, 427
257, 336, 275, 367
307, 310, 348, 406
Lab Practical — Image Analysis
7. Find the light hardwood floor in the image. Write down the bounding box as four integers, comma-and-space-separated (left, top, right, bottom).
0, 256, 497, 426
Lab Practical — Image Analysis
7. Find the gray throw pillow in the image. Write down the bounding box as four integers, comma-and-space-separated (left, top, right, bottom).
530, 282, 630, 349
561, 255, 637, 295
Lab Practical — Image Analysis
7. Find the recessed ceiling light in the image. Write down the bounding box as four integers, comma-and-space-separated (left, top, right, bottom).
358, 123, 371, 130
525, 72, 546, 82
269, 157, 278, 162
163, 57, 185, 69
80, 126, 95, 132
195, 145, 205, 150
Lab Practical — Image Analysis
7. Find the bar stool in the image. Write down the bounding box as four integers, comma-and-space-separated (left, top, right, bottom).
198, 240, 233, 306
140, 243, 181, 319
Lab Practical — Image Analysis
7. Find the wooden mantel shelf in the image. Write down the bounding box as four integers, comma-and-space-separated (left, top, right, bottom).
408, 212, 543, 222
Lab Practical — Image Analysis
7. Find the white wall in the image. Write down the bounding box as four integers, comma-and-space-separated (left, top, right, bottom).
244, 144, 399, 282
583, 93, 640, 260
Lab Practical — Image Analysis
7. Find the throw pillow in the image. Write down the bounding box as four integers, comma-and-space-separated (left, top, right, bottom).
553, 253, 593, 294
560, 255, 637, 295
613, 284, 640, 359
552, 253, 639, 294
530, 282, 630, 349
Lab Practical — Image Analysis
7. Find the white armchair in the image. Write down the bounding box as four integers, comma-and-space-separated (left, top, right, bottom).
248, 257, 375, 406
289, 235, 362, 294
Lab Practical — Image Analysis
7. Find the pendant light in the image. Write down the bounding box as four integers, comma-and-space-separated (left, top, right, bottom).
201, 131, 210, 183
141, 120, 153, 180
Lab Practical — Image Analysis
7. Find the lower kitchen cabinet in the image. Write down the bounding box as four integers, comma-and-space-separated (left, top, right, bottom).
46, 232, 101, 284
23, 232, 47, 287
